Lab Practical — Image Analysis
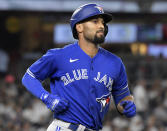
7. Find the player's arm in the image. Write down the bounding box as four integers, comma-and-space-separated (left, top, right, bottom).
116, 95, 136, 118
112, 61, 136, 118
112, 87, 136, 118
22, 49, 69, 113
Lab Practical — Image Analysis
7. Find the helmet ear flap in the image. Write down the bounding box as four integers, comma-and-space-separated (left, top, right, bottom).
104, 24, 108, 37
73, 26, 78, 39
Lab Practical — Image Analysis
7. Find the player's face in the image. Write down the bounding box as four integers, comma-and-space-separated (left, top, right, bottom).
82, 17, 105, 45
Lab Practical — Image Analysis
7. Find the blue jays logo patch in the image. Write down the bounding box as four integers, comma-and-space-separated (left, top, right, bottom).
96, 93, 111, 112
95, 6, 104, 13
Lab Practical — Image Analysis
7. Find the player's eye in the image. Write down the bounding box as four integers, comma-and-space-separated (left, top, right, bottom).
100, 20, 105, 25
92, 19, 98, 24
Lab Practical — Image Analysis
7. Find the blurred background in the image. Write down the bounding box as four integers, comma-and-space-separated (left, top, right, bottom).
0, 0, 167, 131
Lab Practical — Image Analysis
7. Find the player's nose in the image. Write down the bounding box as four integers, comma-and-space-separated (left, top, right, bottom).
98, 22, 104, 29
96, 22, 104, 32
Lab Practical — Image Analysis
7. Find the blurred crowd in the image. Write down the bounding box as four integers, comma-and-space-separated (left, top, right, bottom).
0, 74, 51, 131
0, 48, 167, 131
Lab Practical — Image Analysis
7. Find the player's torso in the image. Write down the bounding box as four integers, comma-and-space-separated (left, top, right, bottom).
51, 43, 120, 110
50, 42, 120, 129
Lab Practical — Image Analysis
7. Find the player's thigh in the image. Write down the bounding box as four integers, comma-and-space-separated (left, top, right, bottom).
47, 121, 72, 131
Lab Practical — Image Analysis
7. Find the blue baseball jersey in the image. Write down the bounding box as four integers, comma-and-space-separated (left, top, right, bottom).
28, 42, 130, 130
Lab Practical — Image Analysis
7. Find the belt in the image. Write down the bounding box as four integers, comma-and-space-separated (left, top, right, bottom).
53, 119, 94, 131
68, 122, 92, 131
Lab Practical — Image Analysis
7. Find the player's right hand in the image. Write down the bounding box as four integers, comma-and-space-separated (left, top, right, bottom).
41, 93, 69, 113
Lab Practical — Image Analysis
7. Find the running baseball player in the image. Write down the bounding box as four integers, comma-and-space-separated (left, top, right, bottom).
22, 3, 136, 131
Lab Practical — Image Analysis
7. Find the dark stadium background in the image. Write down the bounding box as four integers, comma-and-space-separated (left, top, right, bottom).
0, 0, 167, 130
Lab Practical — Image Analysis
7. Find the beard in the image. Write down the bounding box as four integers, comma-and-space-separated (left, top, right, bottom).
93, 33, 105, 45
85, 31, 105, 45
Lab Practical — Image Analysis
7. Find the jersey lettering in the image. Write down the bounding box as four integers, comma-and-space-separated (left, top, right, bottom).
106, 77, 113, 91
99, 74, 107, 85
94, 72, 100, 81
94, 72, 113, 91
61, 76, 69, 86
81, 69, 88, 79
61, 69, 88, 86
61, 70, 113, 91
66, 73, 74, 83
73, 69, 82, 80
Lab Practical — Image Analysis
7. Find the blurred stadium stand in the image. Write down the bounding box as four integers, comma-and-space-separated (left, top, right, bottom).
0, 0, 167, 131
0, 0, 167, 13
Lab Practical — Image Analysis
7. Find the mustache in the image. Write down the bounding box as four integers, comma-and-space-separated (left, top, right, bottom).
96, 30, 104, 33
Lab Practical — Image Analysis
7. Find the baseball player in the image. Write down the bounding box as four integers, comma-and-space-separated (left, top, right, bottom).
22, 3, 136, 131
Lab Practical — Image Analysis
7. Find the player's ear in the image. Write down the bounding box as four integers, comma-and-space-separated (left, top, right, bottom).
76, 23, 83, 33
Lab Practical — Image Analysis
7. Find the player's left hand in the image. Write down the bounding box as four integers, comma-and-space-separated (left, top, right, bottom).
120, 100, 136, 118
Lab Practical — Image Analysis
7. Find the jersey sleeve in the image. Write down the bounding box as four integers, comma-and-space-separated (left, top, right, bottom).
28, 49, 57, 81
112, 60, 130, 105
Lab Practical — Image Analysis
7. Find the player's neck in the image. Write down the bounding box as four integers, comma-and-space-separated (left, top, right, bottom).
78, 39, 99, 58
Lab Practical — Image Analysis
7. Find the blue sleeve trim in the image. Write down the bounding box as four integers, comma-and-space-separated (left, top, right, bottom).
112, 84, 129, 96
112, 84, 130, 105
27, 68, 36, 78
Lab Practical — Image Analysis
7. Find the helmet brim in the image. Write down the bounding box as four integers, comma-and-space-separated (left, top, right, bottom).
100, 13, 112, 23
78, 13, 112, 24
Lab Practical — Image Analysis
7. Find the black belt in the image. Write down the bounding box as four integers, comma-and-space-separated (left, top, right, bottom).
68, 123, 92, 131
